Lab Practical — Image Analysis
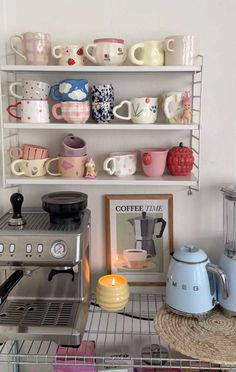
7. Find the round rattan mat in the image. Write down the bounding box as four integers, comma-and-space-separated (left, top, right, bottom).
154, 306, 236, 365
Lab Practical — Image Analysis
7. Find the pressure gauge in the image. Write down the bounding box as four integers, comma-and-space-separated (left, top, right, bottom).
51, 241, 67, 259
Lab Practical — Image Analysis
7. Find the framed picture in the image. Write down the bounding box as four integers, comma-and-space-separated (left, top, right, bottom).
105, 194, 173, 286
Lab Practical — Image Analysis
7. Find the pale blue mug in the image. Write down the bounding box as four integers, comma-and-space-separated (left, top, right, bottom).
50, 79, 89, 102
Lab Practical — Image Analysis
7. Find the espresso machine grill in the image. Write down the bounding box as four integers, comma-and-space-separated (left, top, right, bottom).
0, 193, 91, 346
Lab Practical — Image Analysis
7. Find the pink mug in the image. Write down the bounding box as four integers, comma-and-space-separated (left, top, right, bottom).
141, 148, 168, 177
9, 144, 48, 160
46, 155, 87, 178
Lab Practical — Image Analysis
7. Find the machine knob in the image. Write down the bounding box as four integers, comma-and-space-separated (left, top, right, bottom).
8, 193, 26, 227
51, 241, 67, 259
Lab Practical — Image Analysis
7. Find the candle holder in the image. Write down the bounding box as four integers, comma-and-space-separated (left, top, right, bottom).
95, 274, 130, 312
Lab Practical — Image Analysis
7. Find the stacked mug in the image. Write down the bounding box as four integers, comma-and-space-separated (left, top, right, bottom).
91, 84, 114, 123
46, 133, 88, 178
50, 79, 90, 124
7, 80, 51, 123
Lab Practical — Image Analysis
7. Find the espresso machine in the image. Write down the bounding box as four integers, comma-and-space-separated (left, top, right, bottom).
128, 212, 166, 257
0, 192, 91, 346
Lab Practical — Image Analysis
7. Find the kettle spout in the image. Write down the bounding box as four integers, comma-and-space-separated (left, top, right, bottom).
206, 263, 229, 299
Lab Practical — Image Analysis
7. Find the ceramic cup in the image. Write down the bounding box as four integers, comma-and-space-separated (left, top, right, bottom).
113, 97, 158, 124
10, 32, 51, 65
141, 148, 168, 177
9, 80, 50, 100
123, 249, 147, 269
162, 91, 192, 124
92, 101, 114, 123
91, 84, 114, 103
6, 100, 50, 123
46, 155, 87, 177
103, 151, 137, 177
164, 35, 197, 66
129, 40, 164, 66
60, 134, 87, 157
9, 144, 48, 160
11, 158, 49, 177
85, 38, 127, 66
52, 45, 85, 66
50, 79, 89, 102
52, 101, 90, 124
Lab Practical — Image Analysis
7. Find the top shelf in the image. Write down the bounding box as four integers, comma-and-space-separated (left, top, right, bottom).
0, 65, 202, 73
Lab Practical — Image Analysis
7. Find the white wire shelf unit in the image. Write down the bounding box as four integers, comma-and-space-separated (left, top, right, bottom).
0, 294, 228, 369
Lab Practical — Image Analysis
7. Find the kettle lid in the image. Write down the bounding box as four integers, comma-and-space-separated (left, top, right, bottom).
173, 245, 208, 263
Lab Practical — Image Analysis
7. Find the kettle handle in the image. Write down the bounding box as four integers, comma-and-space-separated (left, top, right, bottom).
155, 218, 167, 238
206, 263, 229, 299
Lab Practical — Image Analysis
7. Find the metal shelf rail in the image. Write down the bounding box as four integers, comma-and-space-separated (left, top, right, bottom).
0, 294, 230, 369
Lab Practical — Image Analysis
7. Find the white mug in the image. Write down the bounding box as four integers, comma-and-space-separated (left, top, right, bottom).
129, 40, 164, 66
163, 91, 192, 124
7, 100, 50, 123
85, 38, 127, 66
9, 80, 50, 100
103, 152, 137, 177
164, 35, 197, 65
52, 45, 85, 66
113, 97, 158, 124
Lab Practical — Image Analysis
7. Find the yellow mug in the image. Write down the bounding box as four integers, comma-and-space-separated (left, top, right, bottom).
129, 40, 164, 66
11, 158, 49, 177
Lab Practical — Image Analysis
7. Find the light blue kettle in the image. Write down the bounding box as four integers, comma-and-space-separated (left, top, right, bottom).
166, 245, 228, 317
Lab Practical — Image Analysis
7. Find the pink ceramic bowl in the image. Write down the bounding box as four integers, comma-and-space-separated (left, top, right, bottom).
141, 148, 168, 177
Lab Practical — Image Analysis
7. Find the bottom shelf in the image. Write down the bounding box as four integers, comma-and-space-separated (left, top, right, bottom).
0, 294, 228, 369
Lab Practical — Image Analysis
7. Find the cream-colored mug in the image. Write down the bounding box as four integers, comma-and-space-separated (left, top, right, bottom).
164, 35, 197, 65
11, 158, 49, 177
129, 40, 164, 66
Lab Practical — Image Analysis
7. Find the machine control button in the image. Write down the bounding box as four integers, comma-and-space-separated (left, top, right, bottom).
26, 244, 32, 253
0, 244, 4, 253
37, 244, 43, 253
51, 241, 67, 259
9, 244, 15, 253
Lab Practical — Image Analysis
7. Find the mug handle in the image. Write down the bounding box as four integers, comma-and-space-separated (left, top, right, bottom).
113, 100, 132, 120
103, 157, 116, 175
50, 84, 61, 101
128, 43, 145, 65
84, 44, 97, 64
45, 157, 61, 176
52, 45, 63, 59
52, 103, 63, 120
9, 82, 23, 99
165, 38, 174, 53
11, 159, 24, 176
6, 102, 21, 120
164, 96, 174, 119
9, 146, 23, 159
10, 34, 27, 61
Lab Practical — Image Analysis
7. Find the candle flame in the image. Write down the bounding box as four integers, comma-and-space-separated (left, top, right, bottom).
111, 277, 116, 286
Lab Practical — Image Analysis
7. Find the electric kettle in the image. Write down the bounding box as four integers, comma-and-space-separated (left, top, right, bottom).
166, 245, 228, 317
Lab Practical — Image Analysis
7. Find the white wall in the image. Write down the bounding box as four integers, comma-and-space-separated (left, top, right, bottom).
0, 0, 236, 285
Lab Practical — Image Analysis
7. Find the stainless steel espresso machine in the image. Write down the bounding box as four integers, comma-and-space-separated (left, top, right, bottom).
0, 191, 91, 346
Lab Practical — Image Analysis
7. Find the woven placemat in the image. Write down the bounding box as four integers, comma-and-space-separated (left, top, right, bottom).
154, 306, 236, 365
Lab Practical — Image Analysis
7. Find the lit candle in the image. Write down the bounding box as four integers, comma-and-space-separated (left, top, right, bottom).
95, 274, 130, 312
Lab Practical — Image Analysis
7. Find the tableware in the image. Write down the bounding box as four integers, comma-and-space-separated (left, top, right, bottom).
10, 32, 51, 65
141, 148, 168, 177
52, 101, 90, 124
52, 44, 85, 66
167, 142, 194, 176
60, 134, 87, 157
129, 40, 164, 66
6, 100, 50, 123
103, 151, 137, 177
163, 91, 192, 124
9, 144, 48, 160
95, 274, 130, 312
9, 80, 50, 100
164, 35, 197, 65
85, 38, 127, 66
46, 155, 87, 178
11, 158, 49, 177
92, 101, 114, 123
123, 249, 147, 269
91, 84, 114, 103
113, 97, 158, 124
50, 79, 89, 102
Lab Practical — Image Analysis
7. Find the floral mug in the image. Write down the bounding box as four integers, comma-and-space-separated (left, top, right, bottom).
113, 97, 158, 124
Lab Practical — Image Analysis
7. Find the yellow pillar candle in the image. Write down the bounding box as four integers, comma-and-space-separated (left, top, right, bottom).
95, 274, 130, 312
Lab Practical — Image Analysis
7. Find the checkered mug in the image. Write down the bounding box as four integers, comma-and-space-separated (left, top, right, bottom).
52, 101, 90, 124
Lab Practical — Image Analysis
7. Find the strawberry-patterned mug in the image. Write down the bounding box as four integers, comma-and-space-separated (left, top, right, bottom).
103, 152, 137, 177
113, 97, 158, 124
52, 45, 85, 66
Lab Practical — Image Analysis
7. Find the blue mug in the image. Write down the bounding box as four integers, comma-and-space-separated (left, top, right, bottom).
92, 101, 114, 123
50, 79, 89, 102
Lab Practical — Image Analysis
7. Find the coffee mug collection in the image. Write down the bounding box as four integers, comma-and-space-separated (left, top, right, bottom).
10, 33, 198, 66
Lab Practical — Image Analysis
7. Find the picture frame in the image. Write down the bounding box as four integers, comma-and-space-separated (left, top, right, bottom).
105, 194, 173, 286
